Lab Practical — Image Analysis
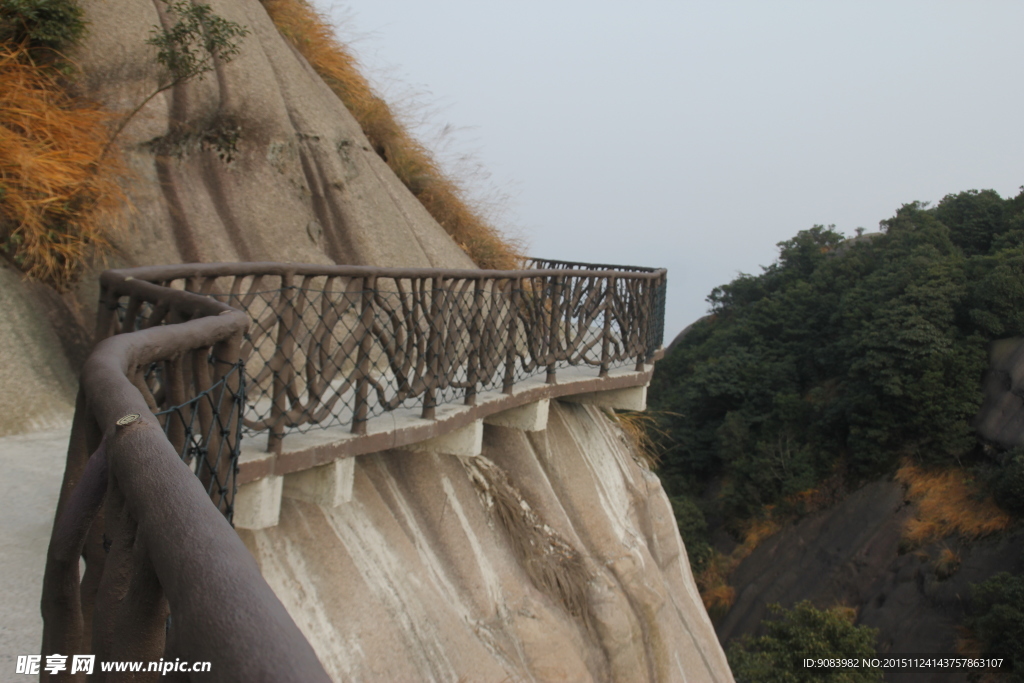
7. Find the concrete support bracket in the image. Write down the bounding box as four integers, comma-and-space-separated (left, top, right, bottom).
283, 458, 355, 508
484, 399, 550, 432
559, 385, 647, 412
233, 474, 283, 530
408, 419, 484, 457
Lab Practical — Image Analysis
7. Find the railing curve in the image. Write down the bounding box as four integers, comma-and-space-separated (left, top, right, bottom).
41, 258, 665, 680
40, 278, 330, 681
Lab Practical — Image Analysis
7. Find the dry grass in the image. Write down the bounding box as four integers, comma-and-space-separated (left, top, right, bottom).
0, 44, 125, 289
261, 0, 523, 269
610, 410, 666, 469
696, 553, 737, 616
696, 513, 784, 615
896, 462, 1012, 547
955, 628, 1006, 683
934, 545, 961, 579
461, 456, 593, 628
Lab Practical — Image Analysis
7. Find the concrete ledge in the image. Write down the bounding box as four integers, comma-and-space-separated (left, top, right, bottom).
238, 364, 656, 485
283, 458, 354, 508
484, 399, 549, 432
234, 474, 283, 530
559, 385, 647, 412
407, 419, 483, 457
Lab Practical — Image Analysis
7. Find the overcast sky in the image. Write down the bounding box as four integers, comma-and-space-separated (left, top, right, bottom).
313, 0, 1024, 339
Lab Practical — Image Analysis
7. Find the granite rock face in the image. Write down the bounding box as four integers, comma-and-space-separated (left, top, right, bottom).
717, 479, 1024, 683
5, 0, 473, 425
240, 402, 733, 682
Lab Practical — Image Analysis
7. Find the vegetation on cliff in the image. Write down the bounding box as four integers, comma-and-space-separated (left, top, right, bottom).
1, 0, 248, 288
2, 0, 522, 289
968, 573, 1024, 682
0, 0, 124, 289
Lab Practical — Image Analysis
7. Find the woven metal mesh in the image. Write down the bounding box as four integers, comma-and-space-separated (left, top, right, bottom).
153, 362, 245, 523
113, 299, 244, 523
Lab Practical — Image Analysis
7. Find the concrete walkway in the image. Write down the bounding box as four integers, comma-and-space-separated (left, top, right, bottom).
0, 424, 71, 683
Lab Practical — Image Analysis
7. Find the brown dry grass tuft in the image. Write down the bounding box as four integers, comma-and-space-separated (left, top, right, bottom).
461, 456, 593, 629
261, 0, 523, 269
935, 545, 961, 579
896, 462, 1012, 548
696, 513, 783, 615
610, 410, 666, 469
696, 553, 737, 616
955, 628, 1005, 683
0, 44, 125, 289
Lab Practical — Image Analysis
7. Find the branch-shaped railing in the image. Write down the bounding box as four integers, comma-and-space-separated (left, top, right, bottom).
41, 277, 330, 682
99, 261, 667, 453
41, 258, 665, 680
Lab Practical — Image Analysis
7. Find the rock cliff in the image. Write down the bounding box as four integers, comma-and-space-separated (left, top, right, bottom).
4, 0, 734, 679
241, 403, 732, 682
717, 479, 1023, 683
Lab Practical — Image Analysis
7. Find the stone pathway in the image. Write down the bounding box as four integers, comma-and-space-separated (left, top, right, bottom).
0, 425, 71, 683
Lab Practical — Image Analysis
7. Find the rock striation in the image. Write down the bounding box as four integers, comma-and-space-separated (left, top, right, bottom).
241, 402, 732, 682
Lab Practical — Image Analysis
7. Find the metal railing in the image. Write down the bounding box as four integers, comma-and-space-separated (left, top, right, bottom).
99, 261, 667, 453
41, 276, 329, 682
40, 258, 665, 681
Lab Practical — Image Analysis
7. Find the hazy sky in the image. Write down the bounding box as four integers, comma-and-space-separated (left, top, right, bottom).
312, 0, 1024, 339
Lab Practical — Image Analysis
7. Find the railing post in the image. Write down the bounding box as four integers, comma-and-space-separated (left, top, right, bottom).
503, 279, 521, 394
268, 272, 296, 454
648, 273, 667, 361
600, 276, 616, 377
422, 276, 446, 420
546, 275, 562, 384
212, 330, 244, 516
636, 278, 650, 372
352, 276, 376, 435
95, 283, 118, 342
465, 277, 483, 405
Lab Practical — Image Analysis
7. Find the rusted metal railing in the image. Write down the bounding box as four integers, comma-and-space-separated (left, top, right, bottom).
40, 276, 330, 682
41, 258, 665, 680
99, 261, 667, 453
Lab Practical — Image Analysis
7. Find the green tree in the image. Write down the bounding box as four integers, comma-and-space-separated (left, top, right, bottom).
0, 0, 85, 54
103, 0, 249, 153
968, 573, 1024, 682
727, 601, 882, 683
650, 188, 1024, 572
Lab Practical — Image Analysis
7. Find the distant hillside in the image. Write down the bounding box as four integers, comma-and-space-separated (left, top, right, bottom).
653, 188, 1024, 520
649, 189, 1024, 676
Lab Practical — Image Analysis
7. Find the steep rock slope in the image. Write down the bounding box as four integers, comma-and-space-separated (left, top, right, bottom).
71, 0, 474, 275
716, 480, 1023, 683
240, 402, 733, 682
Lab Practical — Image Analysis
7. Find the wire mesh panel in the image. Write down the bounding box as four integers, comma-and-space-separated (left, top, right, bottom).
106, 290, 246, 522
153, 362, 245, 522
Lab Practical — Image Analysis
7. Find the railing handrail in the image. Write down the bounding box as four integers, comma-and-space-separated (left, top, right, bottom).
101, 260, 667, 284
41, 281, 331, 681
